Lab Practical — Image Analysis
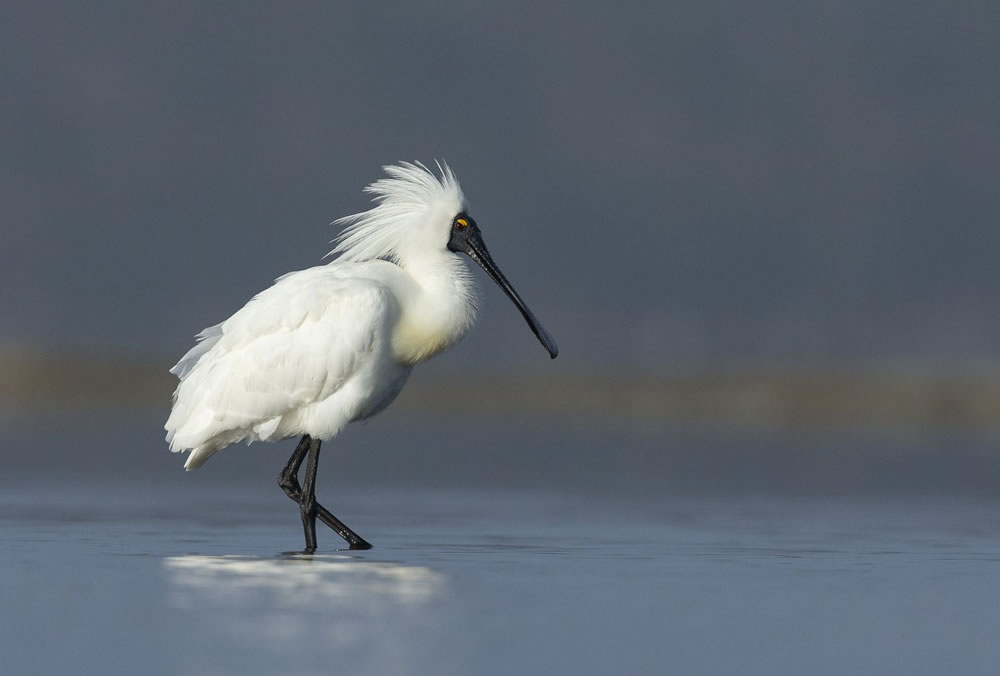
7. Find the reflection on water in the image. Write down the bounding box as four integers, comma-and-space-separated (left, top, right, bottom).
163, 555, 452, 675
165, 555, 446, 606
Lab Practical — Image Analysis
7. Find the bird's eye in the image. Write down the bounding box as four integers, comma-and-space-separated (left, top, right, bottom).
454, 217, 469, 230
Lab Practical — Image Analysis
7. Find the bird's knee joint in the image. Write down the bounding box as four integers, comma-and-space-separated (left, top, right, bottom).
278, 475, 300, 497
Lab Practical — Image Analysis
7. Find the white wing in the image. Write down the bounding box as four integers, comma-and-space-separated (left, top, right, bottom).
165, 263, 401, 469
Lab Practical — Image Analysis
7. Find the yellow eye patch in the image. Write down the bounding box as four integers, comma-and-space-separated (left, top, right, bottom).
455, 218, 468, 228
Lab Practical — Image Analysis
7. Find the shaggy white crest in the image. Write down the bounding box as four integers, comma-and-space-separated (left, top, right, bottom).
328, 161, 465, 264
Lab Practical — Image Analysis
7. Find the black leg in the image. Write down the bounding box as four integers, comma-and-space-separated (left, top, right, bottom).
278, 435, 311, 499
299, 437, 320, 553
278, 434, 373, 551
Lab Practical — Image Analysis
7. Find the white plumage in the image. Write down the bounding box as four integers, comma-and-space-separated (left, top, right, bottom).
165, 161, 556, 473
166, 266, 405, 468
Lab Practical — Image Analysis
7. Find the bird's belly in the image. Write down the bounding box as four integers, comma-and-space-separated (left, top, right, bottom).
288, 363, 412, 441
353, 366, 412, 421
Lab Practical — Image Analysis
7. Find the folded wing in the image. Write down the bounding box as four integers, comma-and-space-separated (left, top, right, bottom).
165, 265, 398, 468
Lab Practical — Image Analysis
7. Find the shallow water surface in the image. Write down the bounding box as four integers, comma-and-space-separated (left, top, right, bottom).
3, 483, 1000, 676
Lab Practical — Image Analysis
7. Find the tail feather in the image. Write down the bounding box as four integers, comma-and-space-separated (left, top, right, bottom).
183, 445, 220, 471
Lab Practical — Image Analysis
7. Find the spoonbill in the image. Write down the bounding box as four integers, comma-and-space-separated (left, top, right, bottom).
165, 161, 558, 552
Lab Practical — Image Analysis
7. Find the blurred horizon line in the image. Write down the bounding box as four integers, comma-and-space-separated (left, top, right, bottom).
5, 343, 1000, 433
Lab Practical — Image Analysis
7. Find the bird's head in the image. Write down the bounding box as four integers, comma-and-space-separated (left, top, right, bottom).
330, 161, 558, 359
329, 161, 465, 264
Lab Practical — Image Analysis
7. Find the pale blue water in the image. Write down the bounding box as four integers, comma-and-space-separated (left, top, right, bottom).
3, 484, 1000, 675
3, 409, 1000, 674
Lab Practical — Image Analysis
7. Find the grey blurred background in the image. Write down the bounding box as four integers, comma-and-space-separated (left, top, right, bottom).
3, 1, 1000, 492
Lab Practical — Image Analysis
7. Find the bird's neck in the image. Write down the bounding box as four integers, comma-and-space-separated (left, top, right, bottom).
391, 253, 479, 366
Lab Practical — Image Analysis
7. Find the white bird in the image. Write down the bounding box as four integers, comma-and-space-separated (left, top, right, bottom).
165, 161, 558, 552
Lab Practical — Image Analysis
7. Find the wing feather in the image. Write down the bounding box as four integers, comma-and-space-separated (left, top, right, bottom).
165, 264, 399, 465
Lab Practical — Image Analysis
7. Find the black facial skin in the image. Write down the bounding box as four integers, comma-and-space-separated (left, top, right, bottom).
447, 213, 559, 359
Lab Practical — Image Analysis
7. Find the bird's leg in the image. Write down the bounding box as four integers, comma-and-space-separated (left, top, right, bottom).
298, 437, 321, 554
313, 501, 372, 550
278, 434, 311, 501
278, 434, 373, 552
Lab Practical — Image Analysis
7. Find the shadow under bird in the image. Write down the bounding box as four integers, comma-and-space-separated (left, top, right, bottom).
164, 162, 558, 552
